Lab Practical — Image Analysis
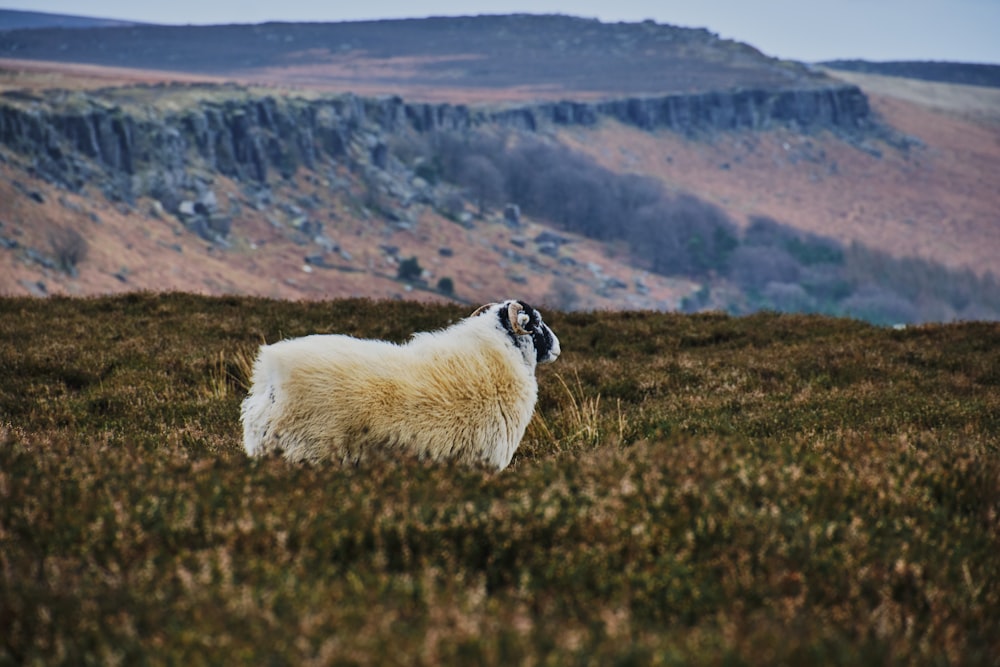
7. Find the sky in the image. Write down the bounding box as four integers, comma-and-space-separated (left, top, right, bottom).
6, 0, 1000, 64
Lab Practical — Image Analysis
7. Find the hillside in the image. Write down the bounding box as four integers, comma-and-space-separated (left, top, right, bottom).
0, 14, 998, 323
822, 60, 1000, 89
0, 13, 833, 100
2, 294, 998, 664
0, 80, 701, 311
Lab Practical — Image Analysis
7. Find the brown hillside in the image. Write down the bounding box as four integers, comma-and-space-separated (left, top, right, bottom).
555, 73, 1000, 278
1, 26, 998, 306
0, 143, 694, 309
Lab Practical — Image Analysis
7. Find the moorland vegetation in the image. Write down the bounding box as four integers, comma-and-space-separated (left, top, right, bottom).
2, 293, 998, 664
3, 75, 997, 323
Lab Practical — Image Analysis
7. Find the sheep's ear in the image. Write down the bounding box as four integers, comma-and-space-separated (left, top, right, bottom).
517, 312, 530, 329
470, 303, 498, 317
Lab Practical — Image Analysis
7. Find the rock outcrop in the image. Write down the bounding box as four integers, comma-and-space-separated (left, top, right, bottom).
0, 83, 882, 206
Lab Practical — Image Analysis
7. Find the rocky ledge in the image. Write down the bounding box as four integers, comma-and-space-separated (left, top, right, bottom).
0, 82, 886, 202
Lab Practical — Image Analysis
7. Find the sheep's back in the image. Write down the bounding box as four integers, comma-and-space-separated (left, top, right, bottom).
261, 332, 536, 466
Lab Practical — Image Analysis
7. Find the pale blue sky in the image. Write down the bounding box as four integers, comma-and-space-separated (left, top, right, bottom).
6, 0, 1000, 64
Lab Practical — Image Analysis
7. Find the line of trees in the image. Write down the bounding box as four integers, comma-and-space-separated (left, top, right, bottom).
398, 128, 999, 324
427, 131, 740, 278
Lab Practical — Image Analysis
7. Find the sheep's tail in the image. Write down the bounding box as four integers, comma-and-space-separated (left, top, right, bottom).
241, 353, 279, 457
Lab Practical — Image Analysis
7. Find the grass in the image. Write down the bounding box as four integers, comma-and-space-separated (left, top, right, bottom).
1, 293, 998, 665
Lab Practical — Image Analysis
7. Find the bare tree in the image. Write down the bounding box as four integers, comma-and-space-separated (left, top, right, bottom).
728, 245, 802, 291
627, 196, 737, 278
457, 154, 505, 216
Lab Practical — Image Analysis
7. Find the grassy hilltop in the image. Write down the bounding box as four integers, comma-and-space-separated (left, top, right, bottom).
1, 294, 998, 665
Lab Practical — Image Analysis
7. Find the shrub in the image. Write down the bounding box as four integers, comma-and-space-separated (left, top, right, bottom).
436, 276, 454, 295
743, 215, 795, 247
437, 190, 467, 221
456, 155, 505, 215
397, 256, 424, 283
745, 215, 844, 265
728, 245, 802, 291
414, 160, 439, 185
760, 281, 815, 313
785, 234, 844, 266
840, 284, 919, 325
48, 226, 89, 277
629, 196, 738, 277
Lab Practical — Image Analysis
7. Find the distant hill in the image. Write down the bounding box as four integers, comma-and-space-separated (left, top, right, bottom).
1, 14, 998, 323
0, 14, 834, 97
0, 9, 142, 31
822, 59, 1000, 89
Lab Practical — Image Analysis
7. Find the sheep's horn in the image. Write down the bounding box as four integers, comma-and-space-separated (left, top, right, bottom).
471, 303, 498, 317
507, 301, 530, 335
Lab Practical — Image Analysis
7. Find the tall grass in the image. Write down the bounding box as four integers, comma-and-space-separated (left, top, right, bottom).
206, 344, 258, 399
1, 294, 998, 665
526, 372, 608, 457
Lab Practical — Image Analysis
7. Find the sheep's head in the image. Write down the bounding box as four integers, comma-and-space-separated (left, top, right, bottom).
472, 300, 561, 365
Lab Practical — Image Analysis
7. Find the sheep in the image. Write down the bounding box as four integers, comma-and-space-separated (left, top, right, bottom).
240, 299, 560, 470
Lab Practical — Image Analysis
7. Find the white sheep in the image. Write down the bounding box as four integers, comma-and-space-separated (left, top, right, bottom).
241, 299, 560, 470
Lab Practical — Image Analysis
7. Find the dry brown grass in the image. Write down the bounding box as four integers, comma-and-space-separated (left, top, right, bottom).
1, 294, 998, 664
822, 68, 1000, 124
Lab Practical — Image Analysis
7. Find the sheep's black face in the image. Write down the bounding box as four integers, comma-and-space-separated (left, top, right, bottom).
475, 299, 561, 365
518, 300, 560, 365
494, 300, 560, 365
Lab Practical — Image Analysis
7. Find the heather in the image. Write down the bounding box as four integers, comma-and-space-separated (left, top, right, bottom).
1, 293, 998, 665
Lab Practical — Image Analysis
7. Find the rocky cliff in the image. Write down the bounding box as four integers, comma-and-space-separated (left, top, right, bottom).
1, 82, 878, 207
